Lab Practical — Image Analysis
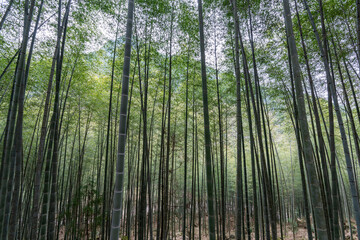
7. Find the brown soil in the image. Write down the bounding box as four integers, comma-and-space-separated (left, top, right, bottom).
58, 218, 359, 239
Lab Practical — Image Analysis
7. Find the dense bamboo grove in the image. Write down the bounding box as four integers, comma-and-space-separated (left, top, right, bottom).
2, 0, 360, 239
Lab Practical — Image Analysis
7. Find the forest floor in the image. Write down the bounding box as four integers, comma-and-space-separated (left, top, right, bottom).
58, 218, 358, 239
172, 218, 358, 240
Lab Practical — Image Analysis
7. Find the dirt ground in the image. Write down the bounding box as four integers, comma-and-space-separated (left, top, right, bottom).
173, 218, 359, 240
58, 217, 359, 239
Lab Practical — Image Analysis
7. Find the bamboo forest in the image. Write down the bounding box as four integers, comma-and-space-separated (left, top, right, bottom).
4, 0, 360, 239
